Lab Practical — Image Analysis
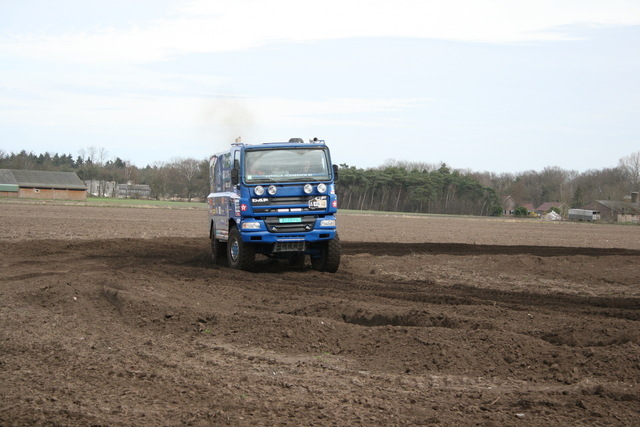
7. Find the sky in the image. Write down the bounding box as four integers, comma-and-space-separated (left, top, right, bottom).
1, 0, 639, 174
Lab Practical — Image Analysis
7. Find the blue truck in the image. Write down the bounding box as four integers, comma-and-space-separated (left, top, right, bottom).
207, 138, 340, 272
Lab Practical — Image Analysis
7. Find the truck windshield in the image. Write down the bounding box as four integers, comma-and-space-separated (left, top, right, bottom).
244, 147, 331, 183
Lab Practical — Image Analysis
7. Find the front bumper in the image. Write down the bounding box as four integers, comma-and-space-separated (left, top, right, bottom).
238, 216, 337, 244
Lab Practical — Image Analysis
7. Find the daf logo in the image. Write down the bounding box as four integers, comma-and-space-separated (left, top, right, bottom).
251, 198, 268, 203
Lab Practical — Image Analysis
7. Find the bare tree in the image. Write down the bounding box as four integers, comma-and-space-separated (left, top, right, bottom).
171, 157, 203, 202
142, 161, 170, 200
124, 160, 137, 183
95, 148, 110, 197
97, 147, 109, 166
574, 167, 626, 203
86, 147, 97, 164
79, 147, 97, 194
618, 151, 640, 192
539, 166, 574, 204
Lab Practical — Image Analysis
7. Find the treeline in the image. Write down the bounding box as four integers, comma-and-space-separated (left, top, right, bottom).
336, 162, 500, 216
469, 165, 637, 211
337, 151, 639, 215
1, 148, 639, 215
0, 149, 210, 202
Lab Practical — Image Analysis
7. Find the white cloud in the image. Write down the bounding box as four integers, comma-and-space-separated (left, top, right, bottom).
2, 0, 639, 65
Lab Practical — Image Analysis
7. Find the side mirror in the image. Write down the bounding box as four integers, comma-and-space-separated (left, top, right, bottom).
231, 168, 239, 186
332, 164, 339, 181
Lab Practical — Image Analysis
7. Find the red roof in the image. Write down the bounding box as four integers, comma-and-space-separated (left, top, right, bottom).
536, 202, 564, 211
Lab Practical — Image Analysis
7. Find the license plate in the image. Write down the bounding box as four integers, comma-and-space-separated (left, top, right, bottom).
309, 198, 327, 209
279, 217, 302, 223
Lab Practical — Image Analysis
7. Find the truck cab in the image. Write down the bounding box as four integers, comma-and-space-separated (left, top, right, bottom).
207, 138, 340, 272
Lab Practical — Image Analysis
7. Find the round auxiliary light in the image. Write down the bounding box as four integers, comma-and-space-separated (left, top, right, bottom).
268, 185, 277, 195
254, 185, 265, 196
317, 183, 327, 193
303, 183, 313, 194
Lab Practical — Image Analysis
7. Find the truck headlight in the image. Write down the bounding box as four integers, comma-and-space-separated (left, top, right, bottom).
320, 219, 336, 227
242, 221, 261, 229
268, 185, 277, 195
254, 185, 265, 196
317, 183, 327, 193
303, 183, 313, 194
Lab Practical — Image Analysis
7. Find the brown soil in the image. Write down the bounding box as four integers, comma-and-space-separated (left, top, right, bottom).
1, 201, 639, 426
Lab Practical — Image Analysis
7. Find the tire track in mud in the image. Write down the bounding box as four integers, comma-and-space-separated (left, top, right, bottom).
5, 238, 639, 322
342, 241, 640, 257
338, 242, 640, 321
8, 237, 638, 263
284, 270, 640, 322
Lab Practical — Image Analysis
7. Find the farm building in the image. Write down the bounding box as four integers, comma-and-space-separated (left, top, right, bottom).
84, 180, 151, 199
0, 169, 87, 201
581, 193, 640, 224
535, 202, 567, 217
568, 209, 600, 221
116, 183, 151, 199
501, 197, 539, 217
502, 195, 516, 216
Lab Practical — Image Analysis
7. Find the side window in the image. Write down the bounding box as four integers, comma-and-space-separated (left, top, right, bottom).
209, 155, 219, 193
211, 153, 234, 192
221, 152, 232, 191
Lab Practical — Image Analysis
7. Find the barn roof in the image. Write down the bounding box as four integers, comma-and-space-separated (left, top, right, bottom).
0, 169, 20, 192
0, 169, 87, 190
594, 200, 640, 215
536, 202, 565, 212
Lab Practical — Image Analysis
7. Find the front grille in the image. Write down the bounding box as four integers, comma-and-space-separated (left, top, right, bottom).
263, 216, 315, 233
253, 206, 313, 213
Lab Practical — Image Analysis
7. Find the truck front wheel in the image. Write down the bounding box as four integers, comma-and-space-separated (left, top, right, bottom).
227, 227, 256, 271
211, 226, 227, 266
311, 236, 341, 273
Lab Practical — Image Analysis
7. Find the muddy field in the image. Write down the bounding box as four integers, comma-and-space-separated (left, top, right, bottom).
1, 201, 639, 426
